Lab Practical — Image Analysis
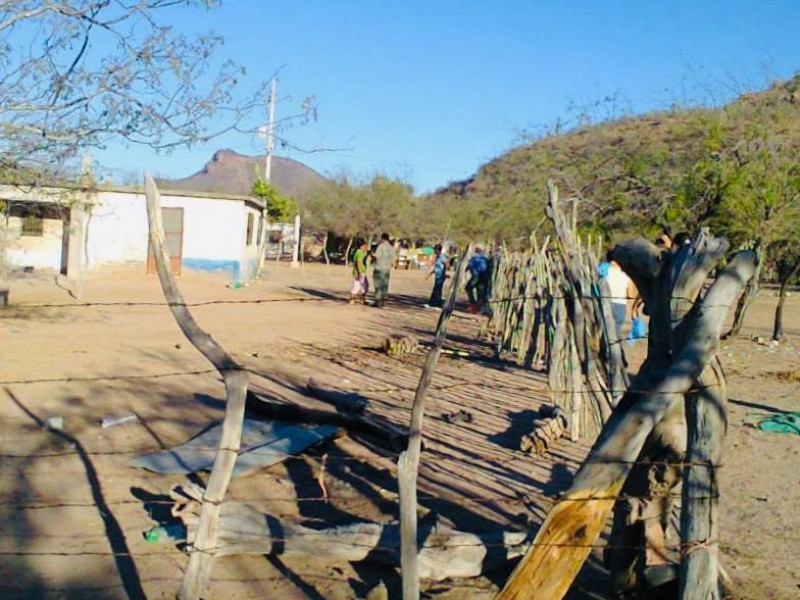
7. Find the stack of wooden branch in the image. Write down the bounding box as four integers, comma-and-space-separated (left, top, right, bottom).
519, 405, 568, 455
495, 224, 756, 600
486, 183, 626, 440
382, 334, 420, 356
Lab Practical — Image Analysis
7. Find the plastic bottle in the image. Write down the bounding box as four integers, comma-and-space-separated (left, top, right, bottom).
144, 523, 187, 543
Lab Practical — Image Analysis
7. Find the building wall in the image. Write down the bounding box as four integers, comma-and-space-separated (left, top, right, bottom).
5, 215, 66, 270
90, 190, 258, 283
1, 185, 264, 283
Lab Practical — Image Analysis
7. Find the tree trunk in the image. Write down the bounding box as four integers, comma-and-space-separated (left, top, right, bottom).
773, 279, 789, 341
344, 236, 353, 270
772, 259, 800, 341
322, 231, 330, 266
725, 245, 762, 339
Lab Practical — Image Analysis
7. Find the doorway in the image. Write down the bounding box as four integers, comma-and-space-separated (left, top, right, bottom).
147, 207, 183, 275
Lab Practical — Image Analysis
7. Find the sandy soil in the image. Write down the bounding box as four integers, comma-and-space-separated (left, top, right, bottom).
0, 262, 798, 600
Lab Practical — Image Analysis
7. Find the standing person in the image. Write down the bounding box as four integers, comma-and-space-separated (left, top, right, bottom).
372, 232, 394, 308
349, 240, 369, 305
425, 243, 448, 309
605, 257, 632, 341
465, 246, 490, 313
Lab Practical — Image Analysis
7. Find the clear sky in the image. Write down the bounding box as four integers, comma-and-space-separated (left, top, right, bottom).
96, 0, 800, 194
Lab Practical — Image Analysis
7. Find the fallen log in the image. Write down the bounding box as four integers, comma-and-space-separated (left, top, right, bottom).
306, 377, 369, 413
246, 390, 410, 453
169, 483, 530, 581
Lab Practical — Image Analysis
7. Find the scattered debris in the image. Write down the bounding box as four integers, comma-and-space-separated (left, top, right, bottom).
101, 414, 138, 428
442, 409, 474, 424
755, 412, 800, 435
144, 523, 187, 543
519, 405, 568, 455
131, 418, 338, 478
44, 416, 64, 431
773, 370, 800, 383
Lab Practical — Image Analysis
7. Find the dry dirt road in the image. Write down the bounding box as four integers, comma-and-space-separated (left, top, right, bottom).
0, 262, 798, 599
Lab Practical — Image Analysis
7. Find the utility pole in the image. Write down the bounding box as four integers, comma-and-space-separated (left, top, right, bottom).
256, 78, 277, 272
264, 77, 277, 183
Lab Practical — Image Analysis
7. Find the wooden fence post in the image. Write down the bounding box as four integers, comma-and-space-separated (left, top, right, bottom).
494, 248, 756, 600
142, 174, 250, 600
398, 246, 469, 600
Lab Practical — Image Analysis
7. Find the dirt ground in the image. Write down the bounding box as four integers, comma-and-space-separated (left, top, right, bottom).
0, 261, 798, 600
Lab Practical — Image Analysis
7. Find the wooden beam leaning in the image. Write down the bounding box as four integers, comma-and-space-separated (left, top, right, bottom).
494, 250, 756, 600
398, 246, 470, 600
143, 174, 250, 600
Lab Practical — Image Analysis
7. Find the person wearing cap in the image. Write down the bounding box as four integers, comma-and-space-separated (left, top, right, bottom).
466, 246, 490, 313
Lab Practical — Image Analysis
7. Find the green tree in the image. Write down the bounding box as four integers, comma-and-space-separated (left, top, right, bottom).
252, 179, 297, 221
709, 129, 800, 338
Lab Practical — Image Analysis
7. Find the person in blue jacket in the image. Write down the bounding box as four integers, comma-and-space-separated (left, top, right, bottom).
466, 246, 490, 313
425, 244, 448, 308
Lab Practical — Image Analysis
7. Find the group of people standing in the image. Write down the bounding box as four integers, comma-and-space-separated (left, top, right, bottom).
425, 244, 491, 312
348, 238, 493, 312
349, 233, 394, 307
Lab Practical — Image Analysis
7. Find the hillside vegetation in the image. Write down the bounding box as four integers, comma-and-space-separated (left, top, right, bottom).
430, 76, 800, 250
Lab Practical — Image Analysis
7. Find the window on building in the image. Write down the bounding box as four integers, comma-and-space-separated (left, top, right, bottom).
21, 211, 44, 237
246, 213, 254, 246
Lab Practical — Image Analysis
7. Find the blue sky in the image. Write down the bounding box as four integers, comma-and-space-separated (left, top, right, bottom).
96, 1, 800, 193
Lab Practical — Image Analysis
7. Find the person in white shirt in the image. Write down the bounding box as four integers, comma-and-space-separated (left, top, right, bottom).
606, 259, 632, 339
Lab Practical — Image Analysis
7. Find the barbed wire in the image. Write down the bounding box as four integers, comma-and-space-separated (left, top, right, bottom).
0, 291, 740, 311
5, 297, 328, 309
0, 443, 725, 471
0, 535, 723, 557
0, 487, 721, 512
0, 360, 726, 396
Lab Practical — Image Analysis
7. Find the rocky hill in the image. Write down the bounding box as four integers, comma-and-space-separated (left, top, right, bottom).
157, 149, 327, 199
432, 76, 800, 243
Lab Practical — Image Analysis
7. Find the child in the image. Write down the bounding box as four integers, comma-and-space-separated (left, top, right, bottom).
349, 240, 369, 304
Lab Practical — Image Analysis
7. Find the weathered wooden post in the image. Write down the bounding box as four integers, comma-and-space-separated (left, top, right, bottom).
143, 174, 249, 600
398, 246, 469, 600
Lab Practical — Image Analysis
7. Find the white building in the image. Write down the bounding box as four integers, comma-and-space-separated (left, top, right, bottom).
1, 183, 266, 285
